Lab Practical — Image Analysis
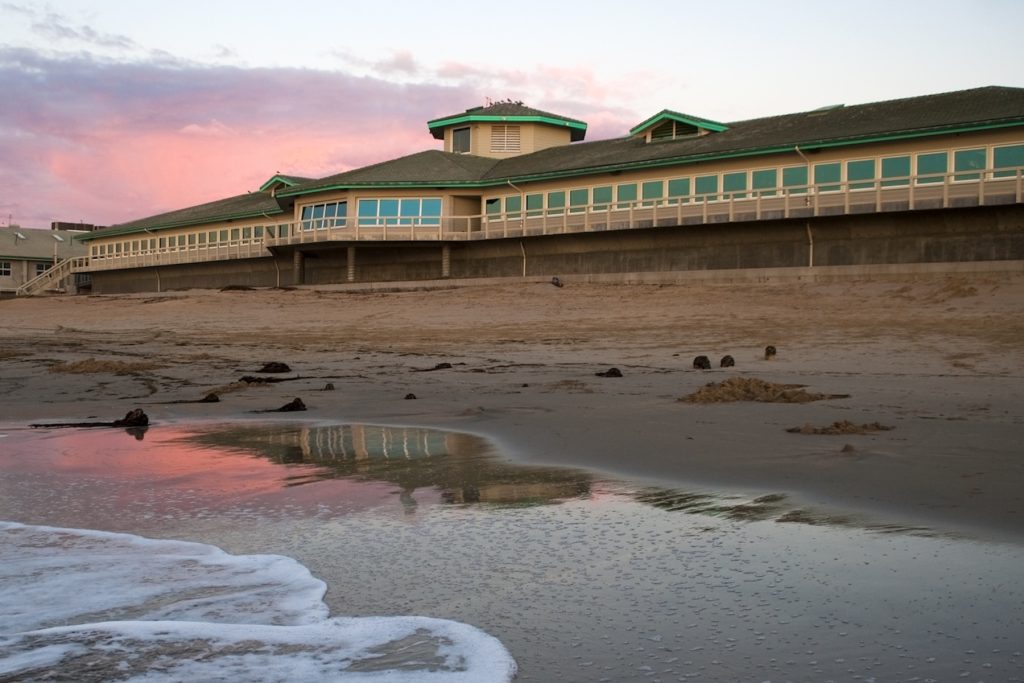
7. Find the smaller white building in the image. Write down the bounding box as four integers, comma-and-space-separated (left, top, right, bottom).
0, 226, 89, 296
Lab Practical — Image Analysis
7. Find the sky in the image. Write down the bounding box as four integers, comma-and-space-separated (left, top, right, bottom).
2, 0, 1023, 229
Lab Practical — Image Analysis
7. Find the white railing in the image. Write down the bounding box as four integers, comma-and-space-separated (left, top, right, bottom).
15, 256, 89, 296
78, 167, 1023, 272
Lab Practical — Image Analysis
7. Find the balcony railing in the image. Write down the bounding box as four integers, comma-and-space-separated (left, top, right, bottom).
78, 167, 1023, 273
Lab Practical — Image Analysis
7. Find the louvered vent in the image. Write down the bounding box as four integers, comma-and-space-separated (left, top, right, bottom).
490, 125, 521, 152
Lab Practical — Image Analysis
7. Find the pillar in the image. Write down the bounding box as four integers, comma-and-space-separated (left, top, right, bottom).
293, 250, 305, 285
347, 246, 356, 282
441, 244, 451, 278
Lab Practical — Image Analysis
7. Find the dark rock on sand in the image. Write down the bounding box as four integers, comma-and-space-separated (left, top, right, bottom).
113, 409, 149, 427
404, 393, 417, 400
551, 276, 564, 288
275, 398, 306, 412
765, 345, 777, 360
693, 355, 711, 370
595, 367, 623, 377
720, 355, 735, 368
259, 362, 291, 373
323, 382, 335, 391
198, 393, 220, 403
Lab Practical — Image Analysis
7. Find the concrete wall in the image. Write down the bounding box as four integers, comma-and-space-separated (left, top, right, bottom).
87, 204, 1024, 294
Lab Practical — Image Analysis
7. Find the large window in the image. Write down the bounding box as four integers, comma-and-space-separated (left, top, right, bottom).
0, 261, 10, 276
694, 175, 718, 201
505, 195, 522, 218
881, 155, 911, 187
723, 172, 747, 199
301, 201, 348, 230
847, 159, 876, 190
616, 183, 637, 208
35, 262, 51, 276
452, 127, 471, 154
814, 162, 841, 192
752, 169, 777, 197
593, 186, 613, 210
667, 177, 690, 203
547, 191, 566, 215
525, 193, 543, 218
782, 166, 808, 194
357, 198, 442, 227
641, 180, 664, 206
916, 152, 947, 184
569, 188, 589, 213
994, 144, 1024, 178
954, 148, 986, 181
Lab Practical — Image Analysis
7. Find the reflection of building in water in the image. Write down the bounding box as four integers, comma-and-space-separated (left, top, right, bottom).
188, 423, 591, 508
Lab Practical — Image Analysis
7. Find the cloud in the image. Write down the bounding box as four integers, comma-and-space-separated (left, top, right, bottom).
7, 4, 138, 51
0, 47, 641, 229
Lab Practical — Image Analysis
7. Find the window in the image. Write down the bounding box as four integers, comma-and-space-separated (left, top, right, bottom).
219, 230, 229, 242
505, 195, 522, 219
814, 163, 841, 192
524, 194, 543, 218
230, 228, 240, 241
452, 127, 471, 154
782, 166, 808, 194
667, 178, 690, 203
301, 201, 348, 230
847, 159, 875, 190
490, 125, 521, 153
993, 144, 1024, 178
254, 226, 264, 239
881, 156, 911, 187
916, 152, 947, 184
593, 186, 612, 211
641, 181, 663, 206
752, 169, 777, 197
242, 227, 251, 240
694, 175, 718, 201
616, 183, 637, 208
357, 197, 442, 226
0, 262, 10, 276
547, 191, 566, 216
159, 237, 167, 249
485, 198, 502, 216
954, 148, 986, 181
198, 232, 207, 245
569, 188, 589, 213
723, 172, 747, 199
36, 262, 51, 276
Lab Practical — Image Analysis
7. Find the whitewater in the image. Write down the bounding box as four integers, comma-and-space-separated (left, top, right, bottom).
0, 521, 517, 682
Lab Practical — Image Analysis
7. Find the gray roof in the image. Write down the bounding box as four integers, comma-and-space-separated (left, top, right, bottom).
83, 191, 288, 240
0, 227, 88, 260
285, 85, 1024, 193
90, 86, 1024, 235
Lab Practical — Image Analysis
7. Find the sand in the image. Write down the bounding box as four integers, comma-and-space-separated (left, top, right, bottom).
1, 272, 1023, 541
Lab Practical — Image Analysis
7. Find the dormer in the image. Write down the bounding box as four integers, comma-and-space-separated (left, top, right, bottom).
259, 174, 313, 197
630, 110, 728, 143
428, 102, 587, 159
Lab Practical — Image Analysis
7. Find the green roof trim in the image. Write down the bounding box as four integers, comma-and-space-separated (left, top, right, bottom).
258, 174, 310, 192
77, 205, 286, 241
428, 113, 588, 132
630, 110, 729, 136
277, 118, 1024, 198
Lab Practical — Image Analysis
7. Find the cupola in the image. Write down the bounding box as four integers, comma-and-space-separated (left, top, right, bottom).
427, 101, 587, 158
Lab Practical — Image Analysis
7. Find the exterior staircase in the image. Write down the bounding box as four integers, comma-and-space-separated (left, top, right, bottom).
15, 257, 89, 296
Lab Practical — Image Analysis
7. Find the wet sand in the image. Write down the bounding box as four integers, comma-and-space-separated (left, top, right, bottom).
2, 271, 1024, 541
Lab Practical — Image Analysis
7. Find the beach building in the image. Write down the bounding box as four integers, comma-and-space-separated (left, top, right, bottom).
41, 86, 1024, 294
1, 226, 89, 297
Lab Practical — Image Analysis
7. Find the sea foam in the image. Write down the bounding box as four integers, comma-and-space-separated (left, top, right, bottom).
0, 521, 516, 682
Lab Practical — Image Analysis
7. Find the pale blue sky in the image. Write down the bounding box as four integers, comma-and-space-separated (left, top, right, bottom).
2, 0, 1023, 226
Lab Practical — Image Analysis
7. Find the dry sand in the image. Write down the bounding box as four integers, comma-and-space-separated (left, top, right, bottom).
1, 272, 1023, 541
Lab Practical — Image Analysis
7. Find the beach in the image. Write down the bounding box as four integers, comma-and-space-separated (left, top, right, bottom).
2, 271, 1023, 540
2, 271, 1024, 681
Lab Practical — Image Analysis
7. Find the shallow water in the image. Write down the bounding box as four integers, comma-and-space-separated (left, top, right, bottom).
2, 421, 1023, 682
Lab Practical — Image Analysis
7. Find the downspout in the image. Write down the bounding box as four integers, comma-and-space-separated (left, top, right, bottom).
794, 145, 814, 267
507, 180, 527, 277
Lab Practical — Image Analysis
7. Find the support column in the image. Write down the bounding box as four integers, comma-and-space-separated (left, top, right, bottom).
441, 244, 451, 278
293, 250, 305, 286
347, 246, 356, 282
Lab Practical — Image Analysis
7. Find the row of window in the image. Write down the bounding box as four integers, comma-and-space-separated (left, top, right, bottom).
300, 198, 443, 230
90, 224, 291, 257
483, 143, 1024, 217
0, 262, 51, 277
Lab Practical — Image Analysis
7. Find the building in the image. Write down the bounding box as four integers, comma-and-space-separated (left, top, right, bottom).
65, 86, 1024, 294
0, 226, 89, 297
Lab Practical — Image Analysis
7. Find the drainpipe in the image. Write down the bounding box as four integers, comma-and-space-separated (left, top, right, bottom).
507, 180, 527, 277
795, 146, 814, 267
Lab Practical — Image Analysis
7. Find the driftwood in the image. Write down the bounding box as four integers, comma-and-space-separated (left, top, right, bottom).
31, 409, 150, 429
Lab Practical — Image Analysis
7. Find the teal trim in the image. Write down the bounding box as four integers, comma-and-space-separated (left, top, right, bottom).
629, 110, 729, 136
77, 207, 286, 241
258, 175, 304, 192
275, 119, 1024, 200
427, 113, 587, 136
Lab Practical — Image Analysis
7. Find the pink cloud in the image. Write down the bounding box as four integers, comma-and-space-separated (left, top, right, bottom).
0, 48, 641, 229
